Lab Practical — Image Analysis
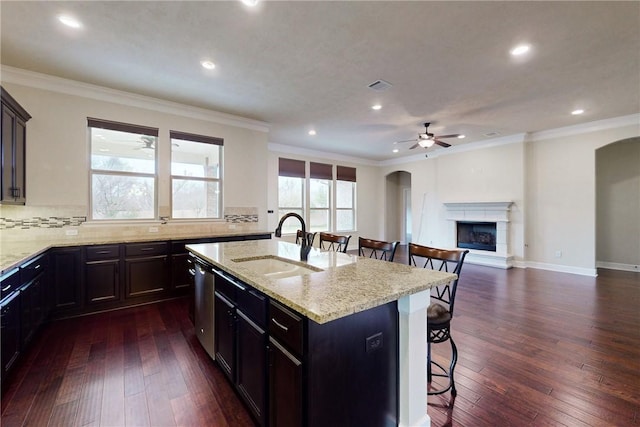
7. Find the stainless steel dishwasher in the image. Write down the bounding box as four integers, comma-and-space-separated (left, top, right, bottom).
194, 259, 215, 359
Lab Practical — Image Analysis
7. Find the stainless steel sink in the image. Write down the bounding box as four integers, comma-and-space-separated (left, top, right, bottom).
232, 255, 323, 279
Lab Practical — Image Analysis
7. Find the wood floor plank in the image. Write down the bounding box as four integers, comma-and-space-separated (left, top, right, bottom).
2, 247, 638, 427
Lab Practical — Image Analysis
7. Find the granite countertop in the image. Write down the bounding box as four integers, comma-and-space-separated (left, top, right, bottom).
0, 230, 271, 275
187, 240, 457, 324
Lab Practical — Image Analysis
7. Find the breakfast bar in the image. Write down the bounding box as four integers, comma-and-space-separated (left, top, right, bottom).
187, 239, 456, 427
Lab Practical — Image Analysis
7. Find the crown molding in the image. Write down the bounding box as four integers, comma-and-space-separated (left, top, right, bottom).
529, 113, 640, 142
268, 142, 379, 166
0, 65, 270, 132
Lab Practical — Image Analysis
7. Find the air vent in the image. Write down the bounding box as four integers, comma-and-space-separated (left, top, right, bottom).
368, 79, 392, 91
483, 132, 501, 137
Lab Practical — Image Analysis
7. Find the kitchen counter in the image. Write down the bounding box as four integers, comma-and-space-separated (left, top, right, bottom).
187, 239, 457, 426
187, 239, 455, 324
0, 230, 271, 274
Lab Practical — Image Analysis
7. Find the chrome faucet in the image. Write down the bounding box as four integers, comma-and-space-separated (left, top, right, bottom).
274, 212, 312, 261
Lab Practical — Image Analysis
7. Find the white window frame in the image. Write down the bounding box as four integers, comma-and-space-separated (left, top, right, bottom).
335, 179, 357, 232
88, 118, 158, 221
277, 158, 357, 235
170, 130, 224, 220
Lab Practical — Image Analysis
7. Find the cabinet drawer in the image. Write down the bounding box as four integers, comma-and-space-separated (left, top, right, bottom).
213, 268, 244, 303
237, 286, 267, 328
0, 268, 20, 300
86, 244, 120, 261
21, 254, 48, 283
269, 300, 304, 356
125, 242, 168, 257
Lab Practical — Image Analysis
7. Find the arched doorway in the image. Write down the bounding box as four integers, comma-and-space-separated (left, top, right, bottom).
595, 137, 640, 271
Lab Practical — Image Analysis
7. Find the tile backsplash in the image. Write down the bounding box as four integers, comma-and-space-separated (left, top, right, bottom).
0, 216, 87, 229
0, 205, 264, 241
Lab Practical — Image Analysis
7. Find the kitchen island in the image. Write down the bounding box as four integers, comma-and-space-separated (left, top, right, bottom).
187, 239, 456, 427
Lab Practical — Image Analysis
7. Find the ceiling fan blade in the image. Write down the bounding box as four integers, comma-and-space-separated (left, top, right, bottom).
394, 138, 418, 144
434, 140, 451, 148
409, 143, 420, 150
436, 134, 461, 139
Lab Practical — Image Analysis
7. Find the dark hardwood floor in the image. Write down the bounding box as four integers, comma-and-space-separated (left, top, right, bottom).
2, 246, 639, 426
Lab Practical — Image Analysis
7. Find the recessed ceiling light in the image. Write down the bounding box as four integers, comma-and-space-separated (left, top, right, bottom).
201, 60, 216, 70
308, 130, 316, 136
58, 14, 82, 29
392, 148, 399, 153
510, 44, 531, 56
571, 109, 585, 115
371, 104, 382, 110
241, 0, 259, 6
457, 135, 466, 139
98, 148, 110, 152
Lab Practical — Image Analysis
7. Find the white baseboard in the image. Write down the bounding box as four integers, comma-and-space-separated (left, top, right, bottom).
596, 261, 640, 273
526, 261, 598, 277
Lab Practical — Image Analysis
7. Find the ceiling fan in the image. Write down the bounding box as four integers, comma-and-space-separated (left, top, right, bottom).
135, 136, 156, 150
394, 122, 461, 150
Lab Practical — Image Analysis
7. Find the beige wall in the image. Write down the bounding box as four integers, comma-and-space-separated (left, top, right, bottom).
525, 122, 639, 274
596, 137, 640, 268
3, 72, 638, 275
379, 141, 526, 262
2, 81, 269, 230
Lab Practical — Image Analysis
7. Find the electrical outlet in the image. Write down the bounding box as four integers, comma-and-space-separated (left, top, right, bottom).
148, 227, 158, 233
228, 224, 237, 229
65, 229, 78, 236
366, 332, 383, 353
555, 250, 562, 258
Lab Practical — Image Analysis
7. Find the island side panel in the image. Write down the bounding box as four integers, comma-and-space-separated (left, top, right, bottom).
306, 301, 398, 427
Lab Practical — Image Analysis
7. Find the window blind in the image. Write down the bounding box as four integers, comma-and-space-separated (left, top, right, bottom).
279, 158, 305, 178
310, 162, 332, 180
170, 130, 223, 146
87, 118, 158, 137
336, 165, 356, 182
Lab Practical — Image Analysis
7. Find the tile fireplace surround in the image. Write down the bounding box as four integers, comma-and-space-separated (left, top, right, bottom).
443, 201, 514, 269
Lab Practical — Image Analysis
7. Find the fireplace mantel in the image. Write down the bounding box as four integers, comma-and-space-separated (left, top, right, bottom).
443, 201, 514, 269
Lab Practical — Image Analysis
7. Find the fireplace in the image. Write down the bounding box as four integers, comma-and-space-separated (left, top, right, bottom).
443, 201, 514, 269
457, 222, 496, 252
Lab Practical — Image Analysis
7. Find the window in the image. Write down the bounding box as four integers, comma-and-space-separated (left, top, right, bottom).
170, 131, 223, 219
89, 118, 158, 220
277, 158, 356, 234
278, 158, 305, 234
336, 166, 356, 231
309, 162, 332, 232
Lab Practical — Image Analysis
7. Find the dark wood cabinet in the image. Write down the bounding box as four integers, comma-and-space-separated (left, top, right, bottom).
268, 337, 303, 427
237, 311, 267, 425
50, 247, 83, 312
85, 244, 121, 305
196, 260, 398, 427
1, 86, 30, 205
212, 267, 268, 426
124, 242, 169, 298
214, 291, 236, 380
0, 291, 21, 381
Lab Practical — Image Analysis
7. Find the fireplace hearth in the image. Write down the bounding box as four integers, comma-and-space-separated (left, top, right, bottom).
457, 222, 497, 252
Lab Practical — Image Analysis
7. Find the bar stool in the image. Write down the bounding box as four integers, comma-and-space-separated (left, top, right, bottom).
318, 232, 351, 253
358, 237, 400, 262
296, 229, 317, 246
408, 242, 468, 397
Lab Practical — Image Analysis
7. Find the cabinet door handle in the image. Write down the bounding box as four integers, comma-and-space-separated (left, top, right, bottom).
139, 247, 155, 252
2, 285, 12, 292
96, 250, 111, 255
271, 318, 289, 331
34, 264, 41, 270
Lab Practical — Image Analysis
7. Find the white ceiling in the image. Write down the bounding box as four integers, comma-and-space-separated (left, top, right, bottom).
1, 1, 639, 161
